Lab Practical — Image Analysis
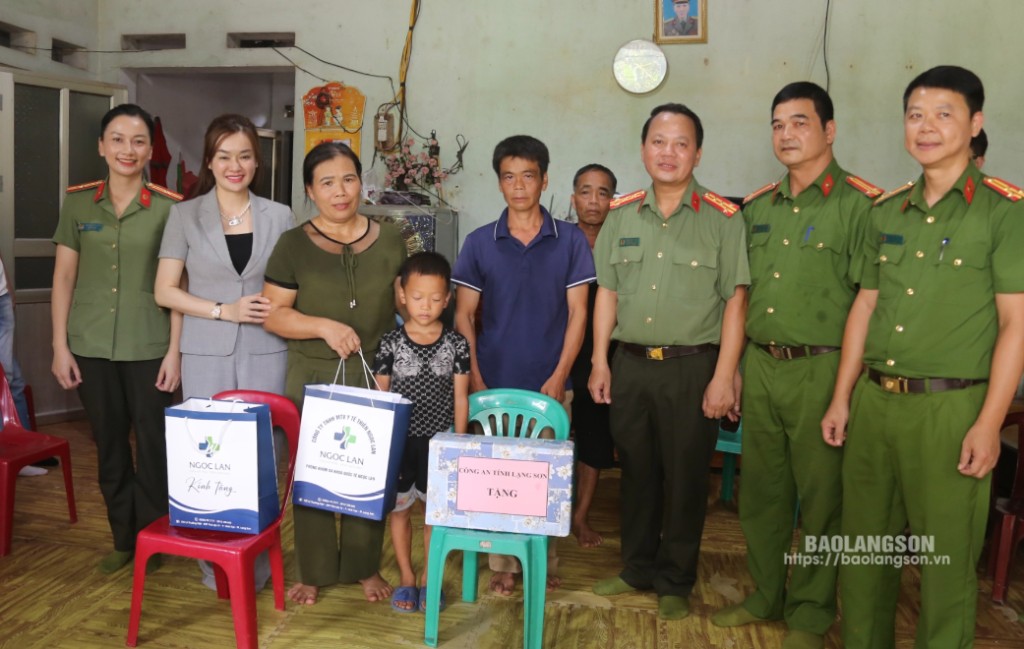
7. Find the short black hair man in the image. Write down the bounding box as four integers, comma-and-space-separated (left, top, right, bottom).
822, 65, 1024, 649
711, 81, 882, 649
589, 103, 749, 620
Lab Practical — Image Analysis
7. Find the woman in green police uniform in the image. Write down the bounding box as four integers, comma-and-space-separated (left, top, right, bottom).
263, 142, 406, 606
51, 104, 183, 574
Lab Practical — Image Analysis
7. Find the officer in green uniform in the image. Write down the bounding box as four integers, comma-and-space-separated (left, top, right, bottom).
51, 104, 182, 574
711, 82, 879, 649
821, 66, 1024, 649
590, 103, 749, 620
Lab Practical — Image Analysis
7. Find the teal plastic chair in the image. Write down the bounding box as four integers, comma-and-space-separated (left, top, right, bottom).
716, 420, 742, 503
715, 419, 800, 527
424, 388, 570, 649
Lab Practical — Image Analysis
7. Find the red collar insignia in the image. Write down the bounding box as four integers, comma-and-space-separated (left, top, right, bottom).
822, 174, 834, 198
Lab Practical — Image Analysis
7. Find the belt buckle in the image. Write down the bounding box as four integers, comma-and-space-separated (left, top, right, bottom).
646, 347, 664, 361
769, 345, 792, 360
881, 375, 909, 394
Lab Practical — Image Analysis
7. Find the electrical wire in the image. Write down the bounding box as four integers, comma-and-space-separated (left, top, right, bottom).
823, 0, 832, 92
287, 44, 397, 101
444, 134, 468, 176
271, 47, 330, 83
395, 0, 422, 143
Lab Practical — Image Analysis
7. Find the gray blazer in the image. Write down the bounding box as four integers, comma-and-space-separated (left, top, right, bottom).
159, 191, 294, 356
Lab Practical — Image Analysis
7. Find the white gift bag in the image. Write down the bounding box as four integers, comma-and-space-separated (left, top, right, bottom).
293, 354, 412, 520
165, 397, 278, 534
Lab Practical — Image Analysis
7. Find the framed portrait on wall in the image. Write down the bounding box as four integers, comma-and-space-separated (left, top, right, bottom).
655, 0, 707, 44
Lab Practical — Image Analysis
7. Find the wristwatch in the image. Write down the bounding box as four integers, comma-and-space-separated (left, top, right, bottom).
211, 303, 223, 320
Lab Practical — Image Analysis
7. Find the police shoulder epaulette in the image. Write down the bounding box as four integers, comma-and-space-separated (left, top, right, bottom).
873, 181, 914, 207
845, 175, 884, 199
146, 182, 184, 202
983, 176, 1024, 203
702, 191, 740, 217
743, 182, 778, 205
609, 189, 645, 210
66, 180, 103, 194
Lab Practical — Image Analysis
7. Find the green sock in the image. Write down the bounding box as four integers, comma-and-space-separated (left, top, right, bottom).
711, 602, 768, 627
782, 630, 824, 649
593, 577, 638, 596
97, 549, 133, 574
658, 595, 689, 620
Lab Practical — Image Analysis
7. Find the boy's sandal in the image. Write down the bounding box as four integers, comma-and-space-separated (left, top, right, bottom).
419, 586, 446, 613
390, 586, 420, 614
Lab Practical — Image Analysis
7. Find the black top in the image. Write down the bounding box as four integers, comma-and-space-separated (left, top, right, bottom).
372, 327, 471, 437
225, 232, 253, 275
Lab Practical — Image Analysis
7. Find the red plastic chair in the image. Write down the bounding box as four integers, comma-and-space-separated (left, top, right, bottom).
988, 411, 1024, 603
0, 364, 77, 557
125, 391, 300, 649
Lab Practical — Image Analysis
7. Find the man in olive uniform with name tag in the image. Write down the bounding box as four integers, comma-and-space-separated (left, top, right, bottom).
589, 103, 749, 620
821, 66, 1024, 648
711, 82, 880, 649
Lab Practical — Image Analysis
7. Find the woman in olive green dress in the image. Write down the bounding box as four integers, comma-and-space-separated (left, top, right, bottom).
263, 142, 406, 605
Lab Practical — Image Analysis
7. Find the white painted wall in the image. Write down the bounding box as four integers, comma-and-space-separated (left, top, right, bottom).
0, 0, 100, 78
10, 0, 1024, 233
132, 71, 293, 190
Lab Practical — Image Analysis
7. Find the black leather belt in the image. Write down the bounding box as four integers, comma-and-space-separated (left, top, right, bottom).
621, 342, 718, 361
867, 368, 986, 394
756, 343, 840, 361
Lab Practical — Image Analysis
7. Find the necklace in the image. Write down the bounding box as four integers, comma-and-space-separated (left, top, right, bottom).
308, 217, 372, 310
311, 219, 376, 246
220, 200, 251, 227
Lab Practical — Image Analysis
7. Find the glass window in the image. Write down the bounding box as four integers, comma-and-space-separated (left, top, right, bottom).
68, 91, 111, 186
13, 83, 60, 240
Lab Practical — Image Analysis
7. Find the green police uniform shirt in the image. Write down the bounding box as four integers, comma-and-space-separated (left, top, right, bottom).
52, 180, 181, 361
744, 159, 880, 347
594, 181, 750, 346
861, 165, 1024, 379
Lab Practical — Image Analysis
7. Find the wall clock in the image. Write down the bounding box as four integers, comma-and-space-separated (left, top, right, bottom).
613, 39, 667, 94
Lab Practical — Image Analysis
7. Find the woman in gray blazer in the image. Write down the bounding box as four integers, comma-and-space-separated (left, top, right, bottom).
155, 114, 294, 591
155, 114, 293, 399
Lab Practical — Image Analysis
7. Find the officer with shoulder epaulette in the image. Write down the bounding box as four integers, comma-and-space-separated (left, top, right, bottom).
51, 104, 183, 575
589, 103, 749, 620
711, 82, 880, 649
821, 66, 1024, 649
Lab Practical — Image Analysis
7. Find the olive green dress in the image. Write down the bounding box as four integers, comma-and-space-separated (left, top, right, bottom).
265, 218, 407, 586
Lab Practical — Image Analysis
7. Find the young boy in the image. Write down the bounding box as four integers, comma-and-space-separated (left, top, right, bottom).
821, 65, 1024, 648
372, 252, 470, 613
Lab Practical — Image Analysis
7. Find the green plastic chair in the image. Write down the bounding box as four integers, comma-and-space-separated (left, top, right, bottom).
423, 388, 570, 649
716, 420, 742, 503
716, 419, 800, 527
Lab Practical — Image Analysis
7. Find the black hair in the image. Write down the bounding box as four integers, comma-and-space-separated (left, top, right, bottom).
399, 251, 451, 287
492, 135, 550, 176
641, 103, 704, 148
903, 65, 984, 116
572, 164, 618, 193
100, 103, 155, 140
303, 141, 362, 188
971, 128, 988, 160
771, 81, 834, 124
